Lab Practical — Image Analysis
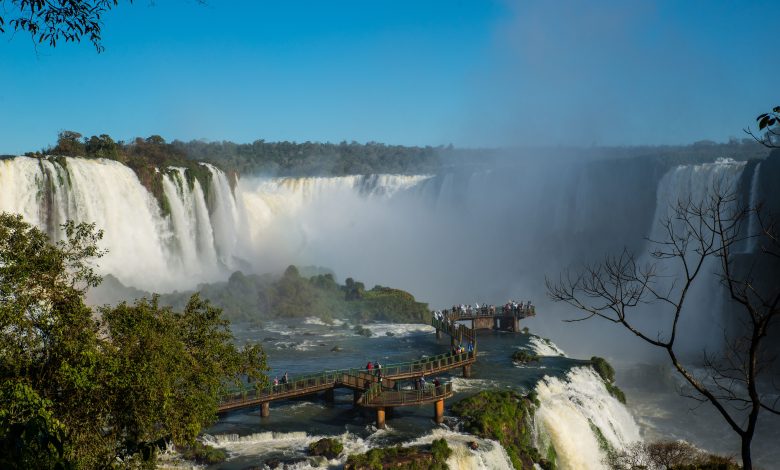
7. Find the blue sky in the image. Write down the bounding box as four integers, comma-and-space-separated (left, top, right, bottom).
1, 0, 778, 153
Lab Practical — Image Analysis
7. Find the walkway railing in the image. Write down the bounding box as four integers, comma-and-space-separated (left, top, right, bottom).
220, 350, 474, 409
442, 305, 535, 321
361, 382, 453, 407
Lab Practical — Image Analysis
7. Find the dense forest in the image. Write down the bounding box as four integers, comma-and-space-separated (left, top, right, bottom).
10, 130, 771, 182
99, 265, 431, 326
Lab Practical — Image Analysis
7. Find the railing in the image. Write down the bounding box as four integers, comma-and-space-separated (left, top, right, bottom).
220, 350, 475, 407
431, 317, 477, 349
362, 382, 453, 406
438, 305, 535, 320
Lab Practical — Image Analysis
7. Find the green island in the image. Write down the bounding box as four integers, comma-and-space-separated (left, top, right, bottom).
122, 264, 431, 325
344, 438, 452, 470
451, 390, 550, 470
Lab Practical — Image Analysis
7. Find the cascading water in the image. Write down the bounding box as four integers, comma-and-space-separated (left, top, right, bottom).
534, 367, 641, 470
641, 158, 746, 355
745, 162, 762, 253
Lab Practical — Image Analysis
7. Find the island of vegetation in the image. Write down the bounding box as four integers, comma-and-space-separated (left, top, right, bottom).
344, 438, 451, 470
102, 264, 431, 326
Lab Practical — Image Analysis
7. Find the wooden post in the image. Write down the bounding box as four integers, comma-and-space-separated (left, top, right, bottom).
260, 402, 270, 418
462, 364, 472, 378
434, 399, 444, 424
376, 407, 386, 429
324, 388, 335, 403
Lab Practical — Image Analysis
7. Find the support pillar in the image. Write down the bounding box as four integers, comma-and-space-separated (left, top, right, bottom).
493, 317, 500, 330
376, 407, 386, 429
434, 399, 444, 424
324, 388, 335, 403
260, 402, 270, 418
513, 317, 519, 332
471, 319, 475, 330
462, 364, 472, 378
436, 328, 442, 340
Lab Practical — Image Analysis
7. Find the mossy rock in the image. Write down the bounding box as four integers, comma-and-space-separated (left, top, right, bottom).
177, 441, 227, 465
452, 390, 540, 469
512, 350, 540, 364
308, 437, 344, 459
589, 357, 626, 404
345, 439, 450, 470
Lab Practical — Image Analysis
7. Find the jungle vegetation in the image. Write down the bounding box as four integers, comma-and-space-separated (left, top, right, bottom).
0, 213, 268, 468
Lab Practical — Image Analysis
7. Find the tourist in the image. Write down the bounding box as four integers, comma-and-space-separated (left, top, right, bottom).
376, 361, 383, 378
283, 371, 289, 384
366, 361, 373, 373
433, 377, 441, 393
467, 341, 474, 353
273, 376, 279, 391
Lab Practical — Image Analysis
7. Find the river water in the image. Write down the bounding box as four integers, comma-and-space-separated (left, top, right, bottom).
191, 318, 635, 469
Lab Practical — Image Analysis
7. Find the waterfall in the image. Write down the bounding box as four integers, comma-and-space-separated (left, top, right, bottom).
0, 156, 432, 293
641, 158, 746, 355
535, 366, 641, 470
745, 162, 762, 253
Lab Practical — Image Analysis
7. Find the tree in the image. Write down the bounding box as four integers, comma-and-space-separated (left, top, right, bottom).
546, 184, 780, 469
0, 0, 122, 52
745, 106, 780, 148
0, 212, 268, 466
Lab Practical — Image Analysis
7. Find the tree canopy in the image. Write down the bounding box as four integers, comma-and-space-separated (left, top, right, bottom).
0, 0, 122, 52
0, 212, 268, 468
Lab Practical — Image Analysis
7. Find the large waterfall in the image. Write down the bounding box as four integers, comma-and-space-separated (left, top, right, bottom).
0, 156, 430, 292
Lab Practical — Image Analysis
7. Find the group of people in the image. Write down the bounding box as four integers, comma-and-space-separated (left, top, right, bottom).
366, 360, 383, 378
413, 375, 442, 393
451, 341, 474, 355
432, 299, 534, 319
272, 371, 290, 390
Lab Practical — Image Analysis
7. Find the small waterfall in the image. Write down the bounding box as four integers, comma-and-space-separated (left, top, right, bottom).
745, 162, 762, 253
535, 367, 641, 470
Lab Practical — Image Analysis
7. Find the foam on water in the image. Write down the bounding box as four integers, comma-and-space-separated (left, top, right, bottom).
524, 336, 566, 357
364, 323, 435, 338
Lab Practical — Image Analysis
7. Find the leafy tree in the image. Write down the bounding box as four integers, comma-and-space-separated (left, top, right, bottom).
0, 212, 268, 466
0, 0, 121, 52
51, 130, 85, 156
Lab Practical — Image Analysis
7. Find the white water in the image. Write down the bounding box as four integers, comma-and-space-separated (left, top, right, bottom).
745, 162, 762, 253
641, 158, 746, 355
535, 366, 641, 470
0, 156, 430, 293
525, 336, 566, 357
203, 427, 515, 470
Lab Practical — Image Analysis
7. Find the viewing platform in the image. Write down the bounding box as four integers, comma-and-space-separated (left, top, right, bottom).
218, 301, 535, 428
436, 304, 535, 333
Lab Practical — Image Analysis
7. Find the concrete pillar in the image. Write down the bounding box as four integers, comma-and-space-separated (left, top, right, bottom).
353, 389, 361, 405
324, 389, 335, 403
493, 317, 500, 330
462, 364, 472, 378
260, 402, 270, 418
434, 399, 444, 424
436, 328, 442, 340
376, 407, 386, 429
471, 319, 475, 330
513, 317, 520, 332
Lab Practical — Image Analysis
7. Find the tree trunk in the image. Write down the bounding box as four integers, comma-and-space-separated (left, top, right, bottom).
741, 435, 752, 470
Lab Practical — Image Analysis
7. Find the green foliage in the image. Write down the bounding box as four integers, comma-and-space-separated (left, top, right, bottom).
0, 381, 70, 470
0, 213, 268, 467
589, 357, 626, 404
353, 324, 373, 337
512, 350, 540, 364
451, 390, 541, 469
177, 441, 227, 465
345, 441, 450, 470
308, 437, 344, 459
176, 139, 441, 176
157, 266, 429, 324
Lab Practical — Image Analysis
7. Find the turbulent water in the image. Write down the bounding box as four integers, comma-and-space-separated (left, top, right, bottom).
1, 154, 774, 467
204, 319, 639, 469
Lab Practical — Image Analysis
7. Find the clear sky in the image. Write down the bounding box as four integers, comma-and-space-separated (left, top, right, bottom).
1, 0, 778, 154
